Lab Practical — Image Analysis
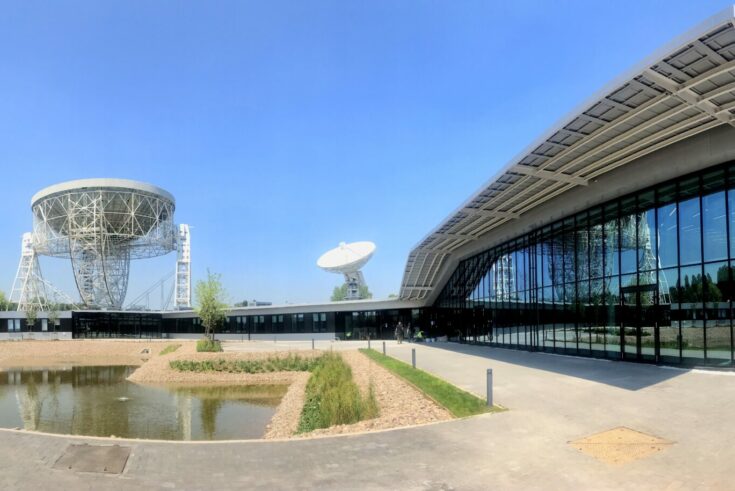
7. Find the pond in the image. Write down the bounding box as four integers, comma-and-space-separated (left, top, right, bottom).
0, 366, 288, 440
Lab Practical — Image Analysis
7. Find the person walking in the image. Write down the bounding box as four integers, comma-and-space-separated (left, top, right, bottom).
395, 322, 404, 344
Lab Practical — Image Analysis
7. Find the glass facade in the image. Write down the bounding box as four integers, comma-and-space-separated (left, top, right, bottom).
435, 162, 735, 367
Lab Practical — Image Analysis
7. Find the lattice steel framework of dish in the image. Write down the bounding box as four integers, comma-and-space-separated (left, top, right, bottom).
29, 179, 179, 309
400, 6, 735, 302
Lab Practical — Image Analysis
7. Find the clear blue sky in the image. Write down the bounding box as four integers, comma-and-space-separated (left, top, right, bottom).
0, 1, 729, 306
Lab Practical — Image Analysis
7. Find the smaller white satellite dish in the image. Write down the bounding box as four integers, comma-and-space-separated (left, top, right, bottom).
317, 241, 376, 300
317, 241, 376, 274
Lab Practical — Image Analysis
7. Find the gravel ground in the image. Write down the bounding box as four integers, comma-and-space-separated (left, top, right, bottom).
263, 372, 310, 439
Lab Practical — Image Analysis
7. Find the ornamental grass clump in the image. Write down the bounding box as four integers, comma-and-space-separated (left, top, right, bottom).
170, 353, 321, 373
159, 344, 181, 355
196, 338, 223, 352
297, 353, 379, 433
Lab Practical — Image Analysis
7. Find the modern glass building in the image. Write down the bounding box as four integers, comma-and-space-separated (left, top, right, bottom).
4, 7, 735, 369
399, 7, 735, 368
434, 162, 735, 367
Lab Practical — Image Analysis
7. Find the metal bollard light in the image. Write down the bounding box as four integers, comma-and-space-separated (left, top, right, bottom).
312, 338, 315, 350
382, 341, 386, 355
486, 368, 493, 407
412, 348, 416, 368
368, 338, 371, 350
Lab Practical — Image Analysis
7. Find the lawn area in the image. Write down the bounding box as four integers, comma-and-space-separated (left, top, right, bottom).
359, 348, 501, 418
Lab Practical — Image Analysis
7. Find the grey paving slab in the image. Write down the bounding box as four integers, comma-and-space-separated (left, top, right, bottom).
2, 341, 734, 490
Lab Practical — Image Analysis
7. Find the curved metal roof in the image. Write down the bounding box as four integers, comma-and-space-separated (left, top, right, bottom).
31, 178, 175, 207
400, 6, 735, 301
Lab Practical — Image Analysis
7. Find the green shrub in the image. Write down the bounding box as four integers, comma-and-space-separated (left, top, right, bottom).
196, 338, 223, 352
297, 353, 379, 433
170, 353, 322, 373
159, 344, 181, 355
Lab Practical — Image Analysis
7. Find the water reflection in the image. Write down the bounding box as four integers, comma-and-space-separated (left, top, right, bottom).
0, 366, 287, 440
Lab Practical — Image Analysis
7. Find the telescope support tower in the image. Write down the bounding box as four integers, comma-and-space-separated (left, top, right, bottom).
10, 233, 47, 311
175, 224, 192, 309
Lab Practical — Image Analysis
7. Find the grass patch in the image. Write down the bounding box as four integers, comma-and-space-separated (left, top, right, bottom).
170, 353, 322, 373
196, 338, 223, 352
159, 344, 181, 355
297, 353, 379, 433
359, 348, 499, 418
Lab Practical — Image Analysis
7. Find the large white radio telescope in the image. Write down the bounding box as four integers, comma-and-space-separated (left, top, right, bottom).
317, 241, 375, 300
24, 178, 185, 310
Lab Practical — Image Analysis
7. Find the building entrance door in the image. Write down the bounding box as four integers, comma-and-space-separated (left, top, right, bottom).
621, 283, 659, 362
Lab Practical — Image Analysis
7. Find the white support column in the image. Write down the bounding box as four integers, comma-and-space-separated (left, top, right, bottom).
174, 224, 192, 309
10, 233, 47, 311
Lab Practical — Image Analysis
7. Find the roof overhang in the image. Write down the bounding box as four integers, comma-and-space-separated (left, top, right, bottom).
400, 6, 735, 302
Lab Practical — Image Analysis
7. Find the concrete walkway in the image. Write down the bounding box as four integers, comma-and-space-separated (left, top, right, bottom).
2, 341, 734, 490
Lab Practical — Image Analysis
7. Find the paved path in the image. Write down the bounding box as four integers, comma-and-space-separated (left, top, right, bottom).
2, 341, 735, 490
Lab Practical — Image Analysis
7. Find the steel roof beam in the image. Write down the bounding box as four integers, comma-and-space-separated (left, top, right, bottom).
512, 166, 589, 186
692, 39, 728, 64
462, 208, 520, 220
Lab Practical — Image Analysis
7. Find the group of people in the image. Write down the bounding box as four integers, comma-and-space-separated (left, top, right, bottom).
394, 321, 422, 343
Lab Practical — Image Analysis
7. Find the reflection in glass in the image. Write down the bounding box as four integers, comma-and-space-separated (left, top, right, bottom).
703, 191, 727, 262
679, 197, 702, 265
704, 261, 731, 365
435, 163, 735, 367
657, 203, 678, 268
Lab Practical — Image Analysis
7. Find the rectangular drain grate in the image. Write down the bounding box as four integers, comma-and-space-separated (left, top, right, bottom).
53, 444, 131, 474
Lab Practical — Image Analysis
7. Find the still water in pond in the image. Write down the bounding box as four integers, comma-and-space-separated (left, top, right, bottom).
0, 366, 288, 440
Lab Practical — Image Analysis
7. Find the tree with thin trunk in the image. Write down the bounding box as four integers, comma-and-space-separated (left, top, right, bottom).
25, 303, 38, 331
194, 270, 228, 340
48, 304, 60, 332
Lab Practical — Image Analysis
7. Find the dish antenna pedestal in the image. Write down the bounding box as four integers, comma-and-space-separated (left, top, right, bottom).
317, 241, 376, 301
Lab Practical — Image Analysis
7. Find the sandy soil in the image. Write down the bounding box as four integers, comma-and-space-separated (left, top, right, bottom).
0, 339, 160, 368
0, 340, 452, 439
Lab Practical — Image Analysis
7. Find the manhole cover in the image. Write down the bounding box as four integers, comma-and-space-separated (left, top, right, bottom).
569, 427, 674, 465
53, 444, 131, 474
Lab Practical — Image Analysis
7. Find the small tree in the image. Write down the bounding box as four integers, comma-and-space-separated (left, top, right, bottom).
25, 303, 38, 330
358, 285, 373, 299
194, 270, 228, 340
331, 284, 348, 302
331, 284, 372, 301
48, 303, 60, 331
0, 291, 10, 311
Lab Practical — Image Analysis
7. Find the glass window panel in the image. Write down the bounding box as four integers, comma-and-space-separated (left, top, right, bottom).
702, 191, 727, 262
577, 225, 589, 281
620, 219, 637, 274
679, 197, 702, 265
728, 188, 735, 259
658, 182, 677, 207
704, 261, 732, 365
604, 276, 620, 358
659, 268, 680, 361
620, 197, 637, 274
679, 265, 704, 304
589, 207, 604, 279
657, 203, 678, 268
604, 207, 619, 276
638, 208, 657, 272
541, 241, 552, 287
